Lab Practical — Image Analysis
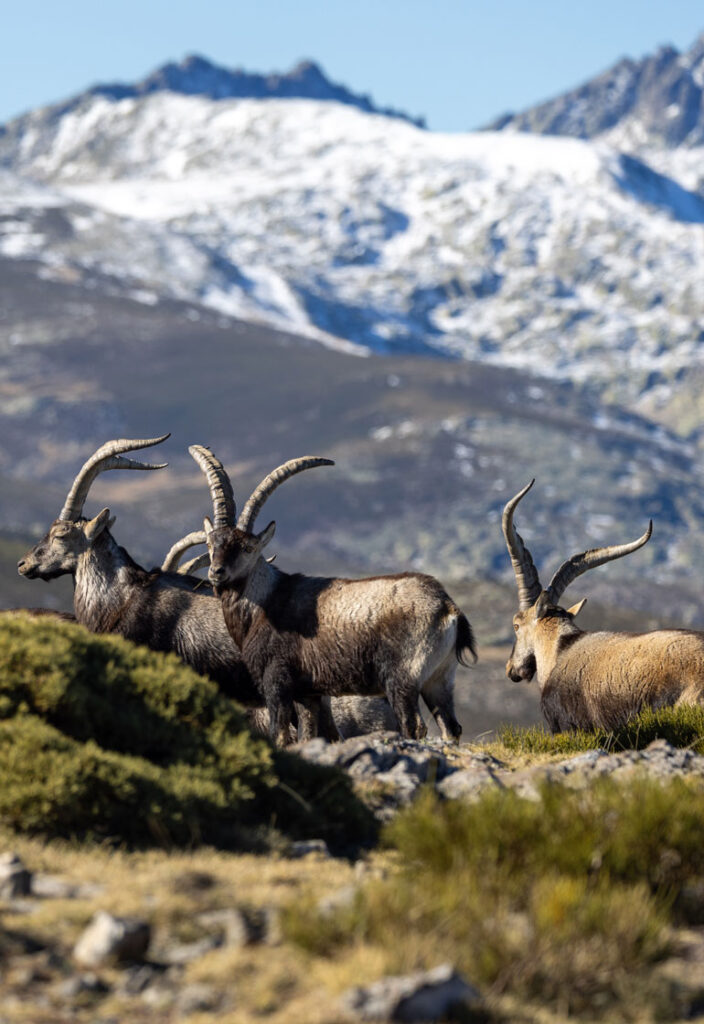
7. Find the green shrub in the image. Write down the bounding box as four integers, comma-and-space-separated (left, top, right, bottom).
498, 703, 704, 756
287, 778, 704, 1016
0, 613, 375, 850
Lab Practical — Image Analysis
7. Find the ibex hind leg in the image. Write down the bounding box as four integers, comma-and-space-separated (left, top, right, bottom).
421, 664, 462, 744
294, 698, 341, 742
385, 679, 427, 741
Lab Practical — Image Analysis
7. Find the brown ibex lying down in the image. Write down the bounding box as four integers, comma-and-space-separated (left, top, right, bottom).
503, 479, 704, 732
191, 444, 475, 746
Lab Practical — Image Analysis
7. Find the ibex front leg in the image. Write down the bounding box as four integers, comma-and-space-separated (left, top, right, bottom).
262, 664, 296, 747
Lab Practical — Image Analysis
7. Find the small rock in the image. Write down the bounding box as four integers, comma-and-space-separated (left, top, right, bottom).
343, 964, 481, 1021
141, 983, 177, 1009
33, 874, 104, 900
437, 766, 503, 801
175, 982, 220, 1016
289, 839, 331, 859
197, 905, 277, 946
163, 934, 221, 965
0, 852, 32, 898
73, 911, 151, 967
59, 973, 109, 998
118, 964, 160, 995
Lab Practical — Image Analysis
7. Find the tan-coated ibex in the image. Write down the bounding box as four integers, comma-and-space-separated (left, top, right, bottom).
191, 444, 475, 746
503, 480, 704, 732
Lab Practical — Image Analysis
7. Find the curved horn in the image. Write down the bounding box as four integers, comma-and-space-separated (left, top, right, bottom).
502, 479, 543, 610
162, 530, 207, 572
179, 552, 211, 575
59, 434, 170, 522
237, 456, 334, 533
547, 521, 653, 604
179, 550, 274, 574
188, 445, 236, 528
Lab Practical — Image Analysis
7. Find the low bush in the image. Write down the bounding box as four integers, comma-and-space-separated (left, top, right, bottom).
0, 612, 375, 851
498, 703, 704, 756
286, 777, 704, 1017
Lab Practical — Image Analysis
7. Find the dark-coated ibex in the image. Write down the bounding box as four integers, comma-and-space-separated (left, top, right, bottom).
503, 479, 704, 732
191, 444, 475, 746
17, 435, 263, 707
160, 525, 400, 738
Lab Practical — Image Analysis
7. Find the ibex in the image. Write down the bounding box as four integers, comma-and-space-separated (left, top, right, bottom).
16, 435, 264, 708
14, 438, 380, 743
190, 445, 475, 745
161, 525, 400, 738
503, 479, 704, 732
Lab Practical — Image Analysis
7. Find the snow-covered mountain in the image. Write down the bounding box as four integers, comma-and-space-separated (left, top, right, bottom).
0, 55, 703, 427
489, 31, 704, 151
3, 56, 704, 619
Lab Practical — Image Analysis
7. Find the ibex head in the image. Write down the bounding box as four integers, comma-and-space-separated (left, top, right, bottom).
502, 479, 652, 684
17, 435, 169, 581
189, 446, 333, 595
508, 592, 588, 682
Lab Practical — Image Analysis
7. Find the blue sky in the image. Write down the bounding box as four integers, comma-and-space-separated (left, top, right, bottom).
2, 1, 703, 131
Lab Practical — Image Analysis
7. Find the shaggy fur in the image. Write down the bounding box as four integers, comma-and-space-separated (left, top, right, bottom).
16, 518, 397, 741
18, 517, 263, 704
207, 524, 475, 746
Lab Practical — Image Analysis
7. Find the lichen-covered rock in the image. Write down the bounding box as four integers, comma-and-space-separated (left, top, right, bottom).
0, 852, 32, 899
73, 911, 151, 967
342, 963, 481, 1021
437, 765, 504, 801
503, 740, 704, 798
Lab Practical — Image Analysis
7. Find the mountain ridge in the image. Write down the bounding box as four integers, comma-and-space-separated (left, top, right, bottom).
1, 54, 424, 132
487, 31, 704, 150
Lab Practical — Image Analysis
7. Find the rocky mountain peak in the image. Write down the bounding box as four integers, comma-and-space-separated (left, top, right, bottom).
23, 54, 425, 128
487, 30, 704, 149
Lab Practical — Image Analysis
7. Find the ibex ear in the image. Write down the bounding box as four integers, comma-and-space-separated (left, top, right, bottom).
567, 597, 587, 618
203, 517, 213, 537
534, 591, 552, 620
85, 508, 113, 542
258, 521, 276, 549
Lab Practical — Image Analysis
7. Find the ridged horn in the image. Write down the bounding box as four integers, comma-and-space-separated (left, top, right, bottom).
188, 445, 236, 528
161, 530, 207, 572
237, 456, 335, 533
547, 521, 653, 604
179, 552, 211, 576
59, 434, 170, 522
502, 479, 543, 610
